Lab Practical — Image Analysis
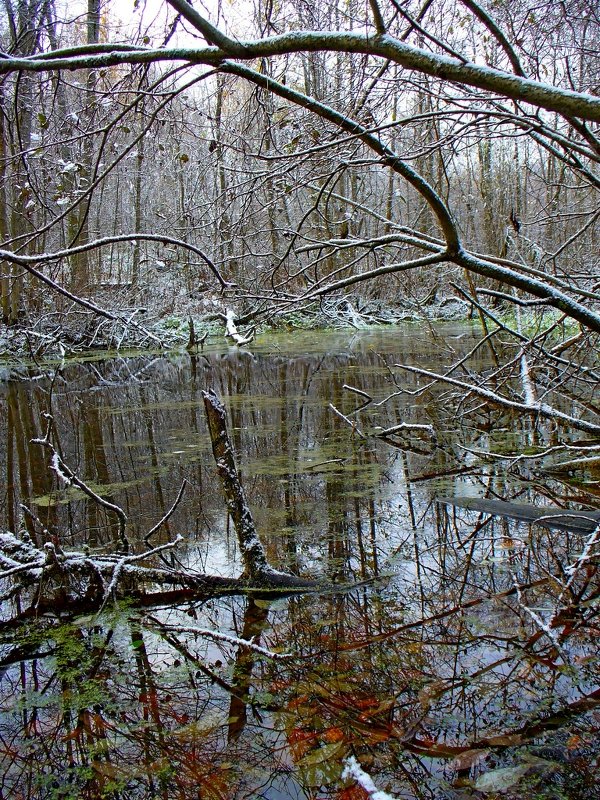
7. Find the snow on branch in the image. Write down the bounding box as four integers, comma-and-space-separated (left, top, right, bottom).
149, 622, 292, 661
342, 756, 397, 799
0, 528, 249, 619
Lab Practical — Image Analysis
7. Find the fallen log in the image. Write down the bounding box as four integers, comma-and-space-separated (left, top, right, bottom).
0, 529, 328, 629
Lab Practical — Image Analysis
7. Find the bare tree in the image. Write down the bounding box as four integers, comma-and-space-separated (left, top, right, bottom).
0, 0, 597, 437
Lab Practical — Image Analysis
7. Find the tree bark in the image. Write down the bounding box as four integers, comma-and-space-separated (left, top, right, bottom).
202, 389, 275, 580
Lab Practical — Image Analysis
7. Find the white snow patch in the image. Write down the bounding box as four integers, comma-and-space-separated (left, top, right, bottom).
342, 757, 397, 799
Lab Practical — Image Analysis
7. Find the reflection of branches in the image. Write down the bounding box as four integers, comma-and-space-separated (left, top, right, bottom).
270, 498, 600, 790
329, 403, 367, 439
393, 362, 600, 435
34, 433, 130, 554
144, 479, 188, 544
335, 577, 550, 653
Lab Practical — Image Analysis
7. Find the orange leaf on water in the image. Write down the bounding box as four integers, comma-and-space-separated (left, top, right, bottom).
322, 726, 345, 743
353, 696, 380, 711
336, 785, 370, 799
288, 727, 319, 759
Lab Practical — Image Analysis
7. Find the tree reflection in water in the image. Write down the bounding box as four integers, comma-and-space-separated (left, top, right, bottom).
0, 327, 599, 798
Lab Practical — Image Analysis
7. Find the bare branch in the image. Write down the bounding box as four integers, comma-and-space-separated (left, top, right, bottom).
394, 363, 600, 434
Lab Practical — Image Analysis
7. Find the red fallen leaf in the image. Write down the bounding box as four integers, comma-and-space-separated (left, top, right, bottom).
288, 729, 318, 744
567, 735, 582, 749
407, 737, 469, 757
357, 700, 396, 723
353, 696, 380, 710
322, 726, 345, 743
287, 694, 311, 710
357, 725, 393, 745
288, 728, 319, 759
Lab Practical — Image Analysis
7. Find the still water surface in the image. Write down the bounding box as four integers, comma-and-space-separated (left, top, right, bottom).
0, 325, 598, 799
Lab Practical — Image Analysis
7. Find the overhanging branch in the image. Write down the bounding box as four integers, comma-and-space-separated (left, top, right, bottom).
0, 31, 598, 122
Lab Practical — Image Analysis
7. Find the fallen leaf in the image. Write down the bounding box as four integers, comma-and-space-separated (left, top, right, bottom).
474, 765, 530, 792
297, 740, 346, 767
450, 748, 490, 772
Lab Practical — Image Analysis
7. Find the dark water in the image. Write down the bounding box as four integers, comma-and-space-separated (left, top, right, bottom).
0, 326, 599, 799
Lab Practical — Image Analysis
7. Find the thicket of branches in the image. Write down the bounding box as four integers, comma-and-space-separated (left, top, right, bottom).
0, 0, 598, 432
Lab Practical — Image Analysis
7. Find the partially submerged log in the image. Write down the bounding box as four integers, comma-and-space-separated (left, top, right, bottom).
0, 528, 325, 628
0, 532, 229, 610
438, 497, 600, 535
224, 309, 254, 346
202, 389, 318, 589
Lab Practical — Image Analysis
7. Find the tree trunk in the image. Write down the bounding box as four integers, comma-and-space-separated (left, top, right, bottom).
202, 389, 320, 589
68, 0, 101, 294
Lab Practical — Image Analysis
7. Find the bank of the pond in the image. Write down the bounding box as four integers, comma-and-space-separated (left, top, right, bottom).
0, 296, 575, 370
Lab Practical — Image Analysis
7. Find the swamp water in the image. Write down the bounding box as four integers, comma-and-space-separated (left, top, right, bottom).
0, 325, 599, 799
